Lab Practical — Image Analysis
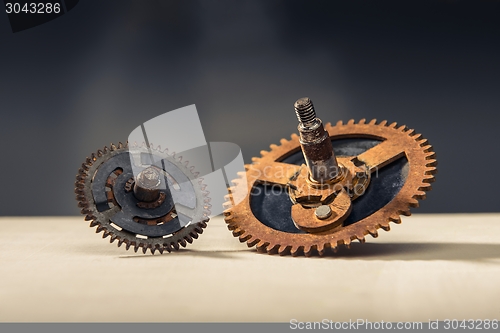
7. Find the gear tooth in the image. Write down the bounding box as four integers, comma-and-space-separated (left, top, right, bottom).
413, 191, 427, 200
425, 152, 436, 160
178, 239, 187, 248
398, 124, 407, 131
368, 119, 377, 125
177, 155, 183, 162
304, 245, 314, 257
278, 245, 291, 256
270, 143, 278, 150
367, 228, 379, 238
102, 231, 111, 239
290, 245, 303, 257
418, 183, 432, 191
117, 238, 124, 247
238, 231, 252, 242
247, 237, 260, 247
256, 240, 269, 252
103, 146, 109, 153
84, 214, 94, 221
347, 119, 355, 125
264, 244, 278, 255
399, 209, 411, 216
280, 138, 289, 145
189, 231, 199, 239
411, 133, 423, 140
380, 223, 390, 231
332, 246, 338, 254
405, 128, 415, 135
131, 243, 139, 252
421, 145, 433, 153
408, 198, 419, 208
357, 236, 366, 243
389, 215, 402, 224
316, 243, 327, 255
379, 120, 388, 126
96, 225, 105, 233
117, 142, 125, 149
418, 138, 429, 146
358, 118, 366, 124
110, 143, 117, 151
388, 122, 397, 128
336, 120, 343, 126
290, 133, 299, 140
260, 150, 269, 156
251, 157, 261, 163
184, 160, 189, 167
110, 235, 118, 243
89, 219, 99, 227
97, 149, 104, 157
231, 227, 243, 236
171, 242, 180, 251
343, 241, 351, 249
158, 246, 164, 254
124, 240, 131, 250
150, 246, 157, 255
422, 175, 435, 183
163, 243, 172, 252
425, 166, 438, 175
184, 235, 194, 244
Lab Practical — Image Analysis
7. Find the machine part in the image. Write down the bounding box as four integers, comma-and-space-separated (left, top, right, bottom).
295, 97, 339, 182
75, 142, 211, 254
224, 99, 436, 257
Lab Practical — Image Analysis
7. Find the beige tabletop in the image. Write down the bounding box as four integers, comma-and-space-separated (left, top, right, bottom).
0, 214, 499, 322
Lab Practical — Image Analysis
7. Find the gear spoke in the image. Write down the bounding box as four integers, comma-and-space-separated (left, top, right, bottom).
249, 161, 302, 186
356, 139, 406, 172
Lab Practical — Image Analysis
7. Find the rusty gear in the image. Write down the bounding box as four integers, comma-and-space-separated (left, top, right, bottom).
223, 119, 436, 257
75, 142, 210, 254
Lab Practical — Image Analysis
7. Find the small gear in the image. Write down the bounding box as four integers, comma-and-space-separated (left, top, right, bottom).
75, 142, 211, 254
224, 98, 436, 257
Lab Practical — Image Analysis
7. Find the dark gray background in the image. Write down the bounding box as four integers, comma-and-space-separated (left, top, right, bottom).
1, 0, 498, 216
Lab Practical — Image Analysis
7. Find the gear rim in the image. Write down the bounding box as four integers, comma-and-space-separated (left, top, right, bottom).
75, 142, 211, 254
223, 119, 437, 257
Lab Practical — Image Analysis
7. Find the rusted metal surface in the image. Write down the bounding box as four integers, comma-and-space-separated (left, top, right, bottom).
223, 119, 437, 257
295, 97, 339, 182
75, 143, 210, 254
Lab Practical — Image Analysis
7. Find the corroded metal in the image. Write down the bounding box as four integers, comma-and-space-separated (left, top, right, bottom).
223, 119, 437, 257
75, 142, 211, 254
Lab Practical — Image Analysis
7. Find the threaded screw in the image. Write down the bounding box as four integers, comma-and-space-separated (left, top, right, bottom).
294, 97, 317, 126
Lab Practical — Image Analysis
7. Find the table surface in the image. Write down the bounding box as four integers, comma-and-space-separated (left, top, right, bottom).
0, 214, 499, 322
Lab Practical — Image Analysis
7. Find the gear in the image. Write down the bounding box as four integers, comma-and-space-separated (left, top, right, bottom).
75, 142, 211, 254
224, 102, 436, 257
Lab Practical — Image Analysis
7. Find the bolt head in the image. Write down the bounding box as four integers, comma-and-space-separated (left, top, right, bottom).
315, 205, 332, 220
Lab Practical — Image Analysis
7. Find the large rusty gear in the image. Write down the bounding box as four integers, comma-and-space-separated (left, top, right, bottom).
75, 142, 211, 254
224, 100, 436, 257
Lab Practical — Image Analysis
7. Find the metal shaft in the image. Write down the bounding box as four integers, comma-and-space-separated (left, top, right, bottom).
133, 167, 162, 202
294, 97, 339, 183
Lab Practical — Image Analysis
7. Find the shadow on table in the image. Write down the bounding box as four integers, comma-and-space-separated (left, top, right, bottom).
118, 248, 253, 259
317, 242, 500, 261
